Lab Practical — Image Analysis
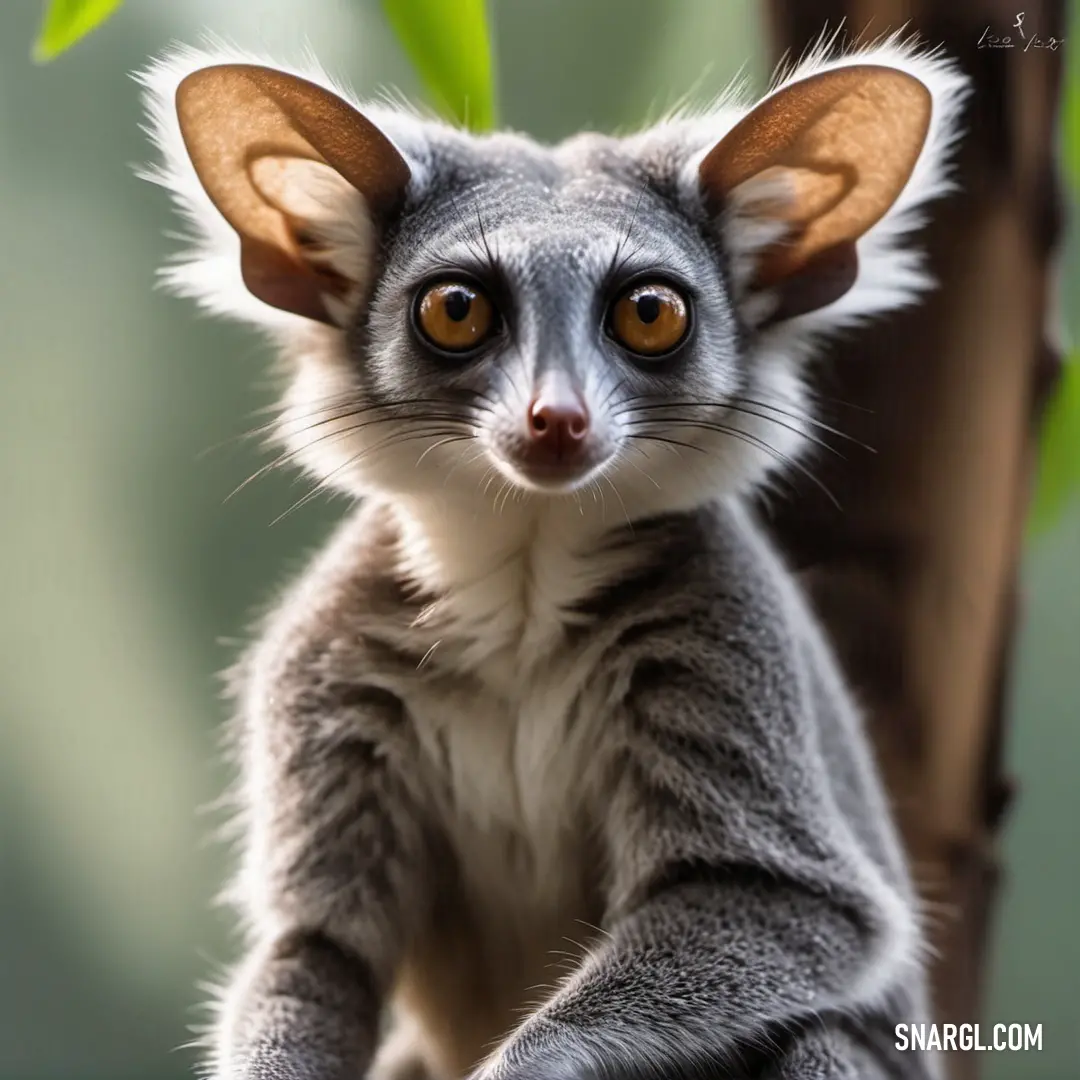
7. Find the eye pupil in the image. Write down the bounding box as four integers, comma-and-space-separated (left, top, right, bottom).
415, 280, 496, 355
609, 281, 690, 359
444, 289, 472, 322
636, 293, 661, 324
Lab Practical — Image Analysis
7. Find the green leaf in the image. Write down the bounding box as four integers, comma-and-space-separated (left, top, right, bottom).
1034, 1, 1080, 530
1031, 356, 1080, 532
33, 0, 123, 63
380, 0, 496, 130
1065, 1, 1080, 193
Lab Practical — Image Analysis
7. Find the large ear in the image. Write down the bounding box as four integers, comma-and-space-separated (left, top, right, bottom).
174, 64, 411, 324
700, 64, 932, 322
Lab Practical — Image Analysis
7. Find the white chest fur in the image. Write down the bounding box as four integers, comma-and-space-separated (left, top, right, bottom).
408, 636, 610, 907
387, 496, 634, 903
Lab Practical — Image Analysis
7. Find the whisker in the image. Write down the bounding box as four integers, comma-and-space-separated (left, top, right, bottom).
497, 479, 518, 515
474, 204, 499, 278
267, 428, 470, 525
443, 444, 492, 489
204, 394, 484, 468
730, 395, 874, 450
625, 405, 841, 458
277, 406, 484, 441
259, 393, 446, 431
627, 434, 708, 455
448, 188, 493, 269
491, 478, 510, 515
197, 392, 390, 458
607, 179, 651, 281
414, 434, 474, 467
241, 391, 495, 445
628, 435, 717, 493
615, 396, 864, 450
610, 447, 661, 490
596, 376, 629, 417
635, 419, 840, 508
599, 471, 632, 529
224, 414, 475, 502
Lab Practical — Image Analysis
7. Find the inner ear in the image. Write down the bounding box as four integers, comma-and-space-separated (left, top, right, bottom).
699, 64, 932, 316
176, 64, 411, 324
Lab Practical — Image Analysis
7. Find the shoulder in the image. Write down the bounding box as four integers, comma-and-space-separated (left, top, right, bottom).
575, 498, 828, 695
582, 498, 794, 627
227, 499, 419, 706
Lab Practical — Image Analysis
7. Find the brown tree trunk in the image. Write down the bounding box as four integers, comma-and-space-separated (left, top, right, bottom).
760, 3, 1066, 1078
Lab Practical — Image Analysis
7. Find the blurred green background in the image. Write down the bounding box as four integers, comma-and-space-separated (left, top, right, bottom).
0, 1, 1076, 1077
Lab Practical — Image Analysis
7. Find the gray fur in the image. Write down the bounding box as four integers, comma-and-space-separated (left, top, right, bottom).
138, 36, 967, 1080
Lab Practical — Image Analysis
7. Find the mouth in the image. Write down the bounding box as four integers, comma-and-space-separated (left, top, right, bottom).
493, 445, 609, 495
486, 370, 618, 494
511, 459, 600, 493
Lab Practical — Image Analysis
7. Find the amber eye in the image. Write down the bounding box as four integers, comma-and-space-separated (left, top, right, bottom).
609, 282, 690, 357
415, 281, 496, 353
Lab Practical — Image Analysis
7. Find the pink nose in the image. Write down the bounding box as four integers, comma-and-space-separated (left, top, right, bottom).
526, 389, 590, 464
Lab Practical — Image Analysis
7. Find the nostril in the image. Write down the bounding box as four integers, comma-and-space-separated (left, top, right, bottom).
525, 375, 591, 468
526, 394, 591, 466
566, 413, 588, 439
528, 403, 589, 441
